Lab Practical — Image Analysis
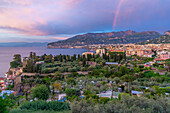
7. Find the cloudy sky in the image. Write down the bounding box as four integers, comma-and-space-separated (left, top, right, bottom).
0, 0, 169, 42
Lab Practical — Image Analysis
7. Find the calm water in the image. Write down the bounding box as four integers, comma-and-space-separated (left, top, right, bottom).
0, 47, 88, 77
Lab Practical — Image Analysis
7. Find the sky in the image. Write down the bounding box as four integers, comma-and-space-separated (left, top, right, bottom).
0, 0, 169, 42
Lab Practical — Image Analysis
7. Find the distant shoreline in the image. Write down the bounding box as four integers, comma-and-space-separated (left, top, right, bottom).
0, 42, 48, 47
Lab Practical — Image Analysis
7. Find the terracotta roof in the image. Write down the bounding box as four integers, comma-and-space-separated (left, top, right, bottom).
0, 82, 5, 85
83, 52, 94, 54
8, 77, 14, 80
0, 77, 5, 80
154, 59, 166, 61
143, 53, 153, 55
109, 50, 124, 52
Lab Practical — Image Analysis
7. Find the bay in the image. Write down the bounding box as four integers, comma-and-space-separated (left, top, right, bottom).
0, 46, 88, 77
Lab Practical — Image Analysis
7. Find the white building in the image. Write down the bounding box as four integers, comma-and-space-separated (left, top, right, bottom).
96, 49, 105, 57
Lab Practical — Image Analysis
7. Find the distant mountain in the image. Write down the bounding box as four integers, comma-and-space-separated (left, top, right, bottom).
0, 42, 48, 47
47, 30, 161, 48
138, 30, 170, 44
164, 30, 170, 35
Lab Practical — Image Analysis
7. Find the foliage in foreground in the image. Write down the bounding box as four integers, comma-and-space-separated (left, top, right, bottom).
71, 95, 170, 113
0, 96, 8, 113
10, 109, 71, 113
20, 100, 70, 111
0, 93, 21, 113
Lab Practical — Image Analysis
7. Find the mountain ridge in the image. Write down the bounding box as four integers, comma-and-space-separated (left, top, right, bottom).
47, 30, 161, 48
137, 31, 170, 45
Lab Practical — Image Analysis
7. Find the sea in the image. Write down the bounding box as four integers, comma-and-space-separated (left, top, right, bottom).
0, 46, 88, 77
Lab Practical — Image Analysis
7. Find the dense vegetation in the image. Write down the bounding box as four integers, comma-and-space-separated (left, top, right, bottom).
0, 93, 21, 113
22, 52, 126, 74
10, 54, 22, 68
20, 100, 70, 111
71, 95, 170, 113
31, 85, 49, 100
4, 51, 170, 113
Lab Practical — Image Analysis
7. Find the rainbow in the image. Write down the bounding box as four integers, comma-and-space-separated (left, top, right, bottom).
112, 0, 124, 31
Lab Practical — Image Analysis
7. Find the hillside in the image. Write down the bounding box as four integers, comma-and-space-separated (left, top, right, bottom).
164, 30, 170, 35
138, 31, 170, 44
47, 30, 161, 48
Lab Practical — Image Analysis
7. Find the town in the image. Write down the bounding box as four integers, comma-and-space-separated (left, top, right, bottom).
0, 43, 170, 113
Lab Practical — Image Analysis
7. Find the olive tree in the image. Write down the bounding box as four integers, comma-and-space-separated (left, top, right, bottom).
31, 85, 49, 100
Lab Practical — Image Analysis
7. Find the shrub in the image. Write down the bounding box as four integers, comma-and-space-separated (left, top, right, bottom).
31, 85, 49, 100
99, 97, 110, 104
58, 67, 65, 73
0, 96, 8, 113
65, 88, 81, 98
10, 109, 71, 113
20, 100, 70, 111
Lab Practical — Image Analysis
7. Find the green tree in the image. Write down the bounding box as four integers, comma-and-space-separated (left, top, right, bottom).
29, 52, 33, 58
26, 59, 35, 72
83, 59, 86, 67
121, 74, 135, 93
71, 100, 92, 113
45, 54, 53, 63
10, 54, 22, 68
78, 54, 81, 61
43, 76, 51, 90
165, 61, 170, 72
113, 77, 120, 84
100, 97, 110, 104
66, 78, 76, 86
73, 54, 77, 61
65, 88, 81, 98
119, 66, 128, 76
20, 100, 70, 111
31, 85, 49, 100
13, 54, 21, 62
33, 52, 36, 59
10, 61, 19, 68
41, 54, 47, 60
0, 96, 8, 113
54, 71, 63, 80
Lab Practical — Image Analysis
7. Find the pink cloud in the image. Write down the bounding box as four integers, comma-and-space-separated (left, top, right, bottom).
48, 37, 69, 40
0, 0, 83, 36
0, 0, 169, 38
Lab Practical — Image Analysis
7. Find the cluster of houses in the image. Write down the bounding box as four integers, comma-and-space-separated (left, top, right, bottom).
50, 79, 161, 102
0, 77, 6, 90
0, 56, 44, 93
95, 44, 170, 65
0, 75, 16, 98
0, 75, 13, 91
82, 44, 170, 70
93, 44, 170, 58
0, 67, 23, 97
155, 50, 170, 64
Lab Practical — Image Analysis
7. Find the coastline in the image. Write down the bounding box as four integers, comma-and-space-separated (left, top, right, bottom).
0, 47, 88, 77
